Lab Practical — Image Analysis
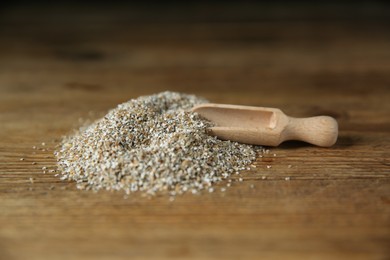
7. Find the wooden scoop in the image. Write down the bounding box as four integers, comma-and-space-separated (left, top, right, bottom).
192, 103, 338, 147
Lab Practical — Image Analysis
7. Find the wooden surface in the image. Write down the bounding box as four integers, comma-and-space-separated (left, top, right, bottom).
0, 2, 389, 259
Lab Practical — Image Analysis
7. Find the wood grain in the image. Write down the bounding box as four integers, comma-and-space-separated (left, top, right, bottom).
0, 2, 389, 259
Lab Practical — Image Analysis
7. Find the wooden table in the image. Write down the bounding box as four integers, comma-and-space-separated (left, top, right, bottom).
1, 2, 389, 259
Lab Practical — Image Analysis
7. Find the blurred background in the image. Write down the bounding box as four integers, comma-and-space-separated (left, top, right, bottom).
0, 1, 389, 125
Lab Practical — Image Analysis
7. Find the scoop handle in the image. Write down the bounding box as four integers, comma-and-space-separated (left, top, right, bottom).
282, 116, 338, 147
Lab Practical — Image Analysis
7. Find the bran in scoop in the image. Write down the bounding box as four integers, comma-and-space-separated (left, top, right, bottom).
55, 91, 258, 196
